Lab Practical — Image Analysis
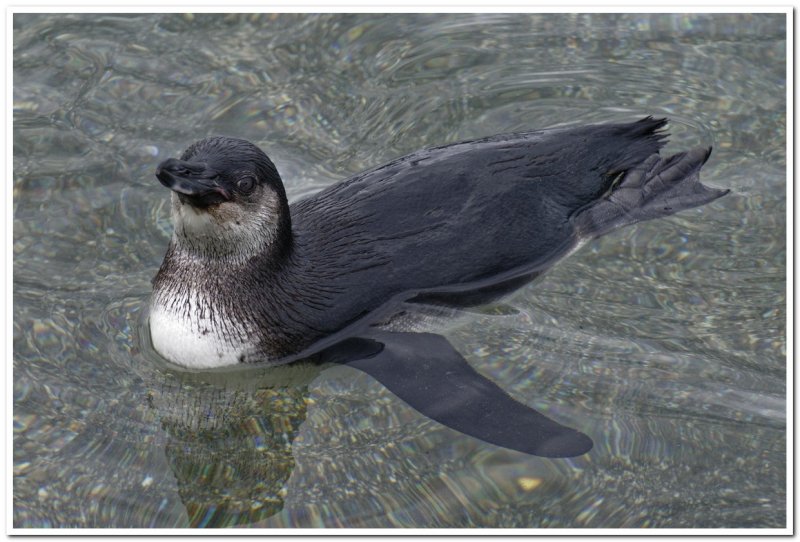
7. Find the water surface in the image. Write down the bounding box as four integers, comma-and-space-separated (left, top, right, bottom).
13, 13, 786, 528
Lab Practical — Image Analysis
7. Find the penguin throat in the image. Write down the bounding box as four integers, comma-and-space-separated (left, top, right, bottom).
169, 193, 288, 263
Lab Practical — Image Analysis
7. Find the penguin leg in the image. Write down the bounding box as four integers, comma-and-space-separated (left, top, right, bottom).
573, 147, 729, 238
319, 331, 592, 458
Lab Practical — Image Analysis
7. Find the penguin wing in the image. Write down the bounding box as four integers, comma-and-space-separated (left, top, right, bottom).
319, 330, 593, 458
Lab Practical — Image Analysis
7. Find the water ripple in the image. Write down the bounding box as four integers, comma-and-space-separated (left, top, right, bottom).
13, 12, 786, 529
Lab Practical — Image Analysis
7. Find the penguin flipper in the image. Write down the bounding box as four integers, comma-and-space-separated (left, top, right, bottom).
320, 331, 592, 458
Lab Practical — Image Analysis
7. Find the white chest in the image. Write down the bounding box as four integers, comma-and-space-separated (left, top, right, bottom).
148, 300, 256, 369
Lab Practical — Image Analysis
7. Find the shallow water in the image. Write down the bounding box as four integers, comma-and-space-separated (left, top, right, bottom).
13, 13, 786, 529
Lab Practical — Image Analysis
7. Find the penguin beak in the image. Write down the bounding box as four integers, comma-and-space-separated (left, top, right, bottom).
155, 158, 231, 207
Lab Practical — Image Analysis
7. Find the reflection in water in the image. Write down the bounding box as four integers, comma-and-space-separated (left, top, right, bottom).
138, 317, 325, 527
153, 376, 310, 527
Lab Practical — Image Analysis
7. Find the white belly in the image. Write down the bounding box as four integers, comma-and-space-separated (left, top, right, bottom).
148, 304, 255, 369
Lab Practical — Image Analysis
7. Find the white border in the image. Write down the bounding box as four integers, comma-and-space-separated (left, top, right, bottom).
1, 1, 797, 11
5, 4, 11, 538
6, 2, 793, 537
785, 6, 794, 539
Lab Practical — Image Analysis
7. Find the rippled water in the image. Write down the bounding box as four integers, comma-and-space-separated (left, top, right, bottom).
13, 13, 786, 529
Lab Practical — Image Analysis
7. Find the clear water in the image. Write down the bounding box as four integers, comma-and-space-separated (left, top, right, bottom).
13, 13, 786, 529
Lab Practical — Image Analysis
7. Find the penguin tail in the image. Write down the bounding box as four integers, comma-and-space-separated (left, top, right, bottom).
572, 146, 729, 238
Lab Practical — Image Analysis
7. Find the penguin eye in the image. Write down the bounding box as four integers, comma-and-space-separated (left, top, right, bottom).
237, 176, 256, 193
